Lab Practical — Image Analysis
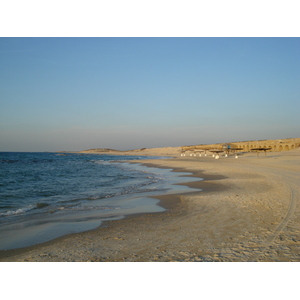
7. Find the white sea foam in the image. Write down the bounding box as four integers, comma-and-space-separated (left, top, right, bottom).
0, 205, 35, 216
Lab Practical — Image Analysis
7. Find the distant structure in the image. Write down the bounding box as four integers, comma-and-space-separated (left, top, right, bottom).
182, 138, 300, 155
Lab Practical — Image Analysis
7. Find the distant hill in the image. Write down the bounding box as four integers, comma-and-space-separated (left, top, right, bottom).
79, 148, 121, 153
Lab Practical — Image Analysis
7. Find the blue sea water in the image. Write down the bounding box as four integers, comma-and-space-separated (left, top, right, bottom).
0, 152, 200, 250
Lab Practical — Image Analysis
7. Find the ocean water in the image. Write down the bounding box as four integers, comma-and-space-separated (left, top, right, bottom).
0, 152, 200, 250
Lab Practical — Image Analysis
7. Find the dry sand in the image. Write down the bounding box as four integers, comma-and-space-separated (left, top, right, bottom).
1, 147, 299, 262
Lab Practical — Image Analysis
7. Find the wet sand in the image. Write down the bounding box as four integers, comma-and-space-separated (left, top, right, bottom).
1, 148, 300, 262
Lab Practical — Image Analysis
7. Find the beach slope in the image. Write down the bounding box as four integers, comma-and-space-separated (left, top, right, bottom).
1, 148, 299, 262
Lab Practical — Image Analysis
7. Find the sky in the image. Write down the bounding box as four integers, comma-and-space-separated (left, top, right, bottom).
0, 37, 299, 151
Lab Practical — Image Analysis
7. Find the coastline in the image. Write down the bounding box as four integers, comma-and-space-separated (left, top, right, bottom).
1, 149, 299, 262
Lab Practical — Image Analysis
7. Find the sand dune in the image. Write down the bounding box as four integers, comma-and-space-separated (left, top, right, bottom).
78, 146, 182, 156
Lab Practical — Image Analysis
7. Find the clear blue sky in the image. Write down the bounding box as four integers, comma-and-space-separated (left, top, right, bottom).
0, 37, 299, 151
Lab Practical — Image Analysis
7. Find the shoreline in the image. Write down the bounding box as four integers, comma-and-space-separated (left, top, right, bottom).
1, 149, 300, 261
0, 157, 205, 258
0, 157, 200, 251
0, 158, 220, 260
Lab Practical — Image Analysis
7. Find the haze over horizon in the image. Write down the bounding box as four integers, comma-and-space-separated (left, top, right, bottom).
1, 37, 299, 152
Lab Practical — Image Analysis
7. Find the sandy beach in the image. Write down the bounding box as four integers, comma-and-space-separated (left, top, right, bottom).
1, 147, 299, 262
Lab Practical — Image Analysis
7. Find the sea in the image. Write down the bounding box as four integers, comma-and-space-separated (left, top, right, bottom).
0, 152, 200, 250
